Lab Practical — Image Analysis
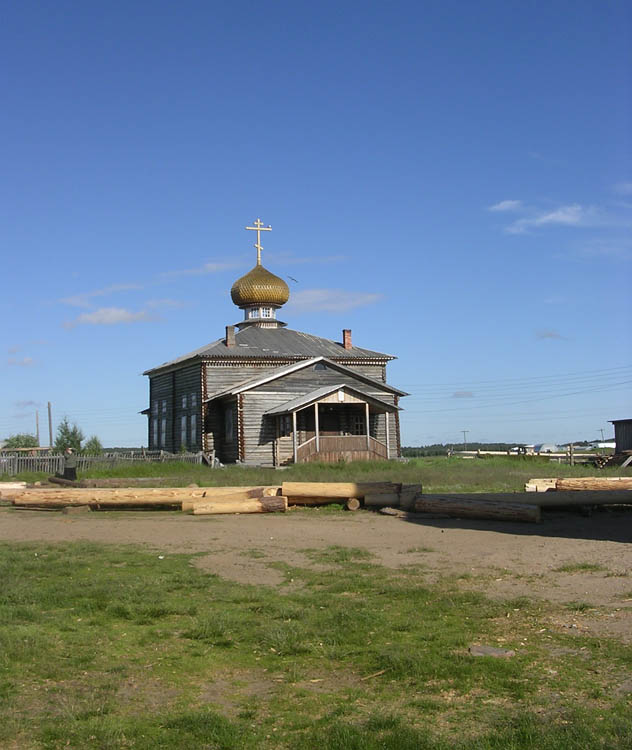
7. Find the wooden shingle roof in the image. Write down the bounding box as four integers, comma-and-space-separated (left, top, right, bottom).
144, 327, 394, 375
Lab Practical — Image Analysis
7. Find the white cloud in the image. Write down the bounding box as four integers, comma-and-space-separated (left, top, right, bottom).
15, 400, 41, 409
60, 283, 143, 308
488, 200, 523, 212
506, 204, 589, 234
7, 357, 35, 366
64, 307, 155, 327
287, 289, 382, 313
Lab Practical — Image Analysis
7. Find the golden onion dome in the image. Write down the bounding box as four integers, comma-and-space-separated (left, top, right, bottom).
230, 263, 290, 307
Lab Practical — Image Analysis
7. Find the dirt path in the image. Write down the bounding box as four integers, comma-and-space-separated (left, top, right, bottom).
2, 506, 631, 640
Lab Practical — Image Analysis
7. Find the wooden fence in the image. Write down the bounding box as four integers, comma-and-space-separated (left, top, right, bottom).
0, 451, 206, 476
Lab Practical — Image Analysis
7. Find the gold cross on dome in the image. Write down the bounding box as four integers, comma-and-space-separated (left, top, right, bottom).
245, 218, 272, 265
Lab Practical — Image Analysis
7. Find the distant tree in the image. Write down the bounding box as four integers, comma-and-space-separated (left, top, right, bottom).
83, 435, 103, 455
54, 417, 85, 452
3, 433, 39, 449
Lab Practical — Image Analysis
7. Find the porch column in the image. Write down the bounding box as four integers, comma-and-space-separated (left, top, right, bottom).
292, 411, 298, 464
314, 403, 320, 452
365, 402, 370, 450
385, 411, 390, 459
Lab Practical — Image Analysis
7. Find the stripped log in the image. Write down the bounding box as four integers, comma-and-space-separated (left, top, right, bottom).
281, 482, 401, 499
0, 482, 27, 498
556, 478, 632, 492
10, 486, 280, 507
525, 479, 558, 492
420, 492, 632, 507
14, 493, 184, 508
364, 492, 401, 508
191, 496, 288, 515
345, 498, 361, 511
181, 489, 280, 512
415, 496, 541, 523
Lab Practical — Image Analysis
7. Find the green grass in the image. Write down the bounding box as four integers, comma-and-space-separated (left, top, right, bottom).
4, 455, 630, 492
553, 562, 608, 573
1, 541, 630, 749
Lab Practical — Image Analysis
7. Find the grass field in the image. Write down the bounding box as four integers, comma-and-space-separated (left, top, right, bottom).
5, 455, 631, 492
2, 457, 631, 748
1, 541, 631, 750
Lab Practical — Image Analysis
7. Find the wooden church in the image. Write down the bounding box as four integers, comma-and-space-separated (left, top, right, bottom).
143, 220, 407, 466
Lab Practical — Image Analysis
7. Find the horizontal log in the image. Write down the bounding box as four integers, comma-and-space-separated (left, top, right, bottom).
9, 486, 279, 507
556, 478, 632, 492
345, 498, 361, 511
191, 496, 288, 515
415, 496, 541, 523
14, 493, 183, 508
364, 492, 401, 507
420, 492, 632, 507
285, 496, 348, 506
281, 482, 401, 498
182, 490, 279, 512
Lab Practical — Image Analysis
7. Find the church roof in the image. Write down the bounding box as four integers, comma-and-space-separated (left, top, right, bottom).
143, 327, 395, 375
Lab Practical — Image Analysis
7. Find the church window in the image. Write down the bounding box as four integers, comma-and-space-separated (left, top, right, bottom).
182, 395, 187, 409
190, 414, 197, 444
161, 400, 167, 414
279, 415, 291, 437
181, 416, 187, 447
314, 362, 327, 371
152, 418, 158, 446
261, 307, 272, 318
191, 393, 197, 408
351, 414, 365, 436
248, 308, 258, 319
151, 401, 158, 416
160, 418, 167, 447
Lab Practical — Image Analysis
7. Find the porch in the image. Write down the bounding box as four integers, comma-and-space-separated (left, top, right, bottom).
265, 384, 398, 465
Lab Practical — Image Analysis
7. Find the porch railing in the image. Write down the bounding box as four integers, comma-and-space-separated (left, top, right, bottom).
296, 435, 387, 462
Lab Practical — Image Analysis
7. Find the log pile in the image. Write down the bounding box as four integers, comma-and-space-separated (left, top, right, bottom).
5, 477, 630, 523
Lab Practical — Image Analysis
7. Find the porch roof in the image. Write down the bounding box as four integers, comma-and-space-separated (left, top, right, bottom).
264, 384, 400, 417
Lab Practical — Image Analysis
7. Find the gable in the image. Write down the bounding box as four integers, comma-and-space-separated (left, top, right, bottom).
204, 357, 407, 402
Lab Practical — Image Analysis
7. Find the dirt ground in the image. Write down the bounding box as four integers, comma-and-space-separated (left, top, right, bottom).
1, 506, 631, 641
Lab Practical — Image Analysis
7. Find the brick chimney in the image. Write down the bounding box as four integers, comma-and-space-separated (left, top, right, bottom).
342, 329, 352, 350
225, 325, 235, 348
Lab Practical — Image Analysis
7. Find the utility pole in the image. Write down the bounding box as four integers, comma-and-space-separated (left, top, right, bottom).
599, 428, 605, 442
35, 411, 40, 446
462, 430, 469, 452
47, 401, 53, 448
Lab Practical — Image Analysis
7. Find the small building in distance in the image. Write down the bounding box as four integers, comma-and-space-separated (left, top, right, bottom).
142, 220, 407, 466
611, 419, 632, 454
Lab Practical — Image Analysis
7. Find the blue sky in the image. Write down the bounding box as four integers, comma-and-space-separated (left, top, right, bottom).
2, 0, 630, 447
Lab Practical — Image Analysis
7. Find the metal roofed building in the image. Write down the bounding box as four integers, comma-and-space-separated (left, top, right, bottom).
142, 220, 407, 465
